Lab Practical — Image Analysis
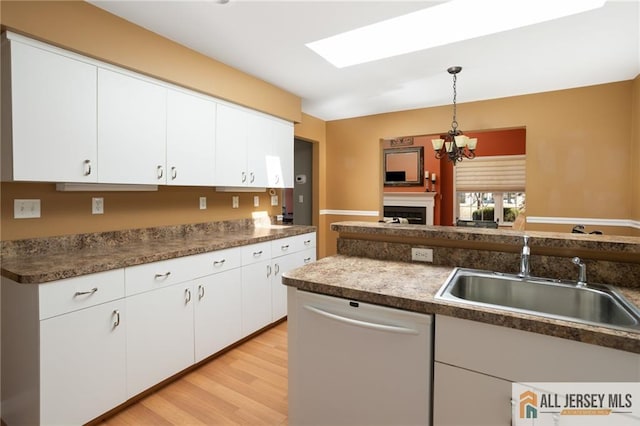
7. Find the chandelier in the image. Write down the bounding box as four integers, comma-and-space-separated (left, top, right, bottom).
431, 66, 477, 165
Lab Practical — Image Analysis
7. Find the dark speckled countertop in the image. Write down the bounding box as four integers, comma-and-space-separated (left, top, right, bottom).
1, 222, 315, 284
283, 255, 640, 354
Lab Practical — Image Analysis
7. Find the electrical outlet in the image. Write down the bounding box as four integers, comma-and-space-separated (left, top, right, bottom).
411, 248, 433, 262
199, 197, 207, 210
92, 197, 104, 215
14, 199, 41, 219
271, 195, 279, 206
232, 196, 239, 208
253, 196, 260, 207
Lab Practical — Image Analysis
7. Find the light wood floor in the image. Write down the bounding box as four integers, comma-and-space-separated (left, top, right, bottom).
100, 321, 288, 425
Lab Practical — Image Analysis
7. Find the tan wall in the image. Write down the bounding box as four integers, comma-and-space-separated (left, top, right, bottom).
322, 81, 638, 255
0, 183, 279, 241
0, 0, 301, 122
632, 76, 640, 223
294, 113, 329, 257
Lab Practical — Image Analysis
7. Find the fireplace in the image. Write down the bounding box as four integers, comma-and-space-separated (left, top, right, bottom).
383, 192, 436, 225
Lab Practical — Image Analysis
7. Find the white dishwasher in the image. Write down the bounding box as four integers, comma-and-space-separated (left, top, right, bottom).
288, 289, 433, 426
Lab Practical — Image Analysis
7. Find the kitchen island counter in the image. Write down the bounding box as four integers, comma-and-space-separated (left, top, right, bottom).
283, 254, 640, 354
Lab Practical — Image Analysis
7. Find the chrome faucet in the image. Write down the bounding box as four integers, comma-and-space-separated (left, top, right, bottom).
572, 257, 587, 287
518, 235, 530, 278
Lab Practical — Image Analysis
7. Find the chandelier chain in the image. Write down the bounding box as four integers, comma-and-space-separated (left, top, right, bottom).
451, 72, 458, 131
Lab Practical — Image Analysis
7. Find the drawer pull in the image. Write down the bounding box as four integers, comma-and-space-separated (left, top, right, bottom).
267, 264, 272, 278
185, 288, 192, 303
275, 264, 280, 275
253, 250, 263, 257
198, 285, 205, 300
280, 244, 289, 251
213, 259, 226, 266
154, 272, 171, 279
304, 257, 312, 263
74, 287, 98, 297
304, 239, 312, 245
113, 310, 121, 328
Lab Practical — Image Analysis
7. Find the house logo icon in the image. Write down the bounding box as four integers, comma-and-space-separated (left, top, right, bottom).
520, 390, 538, 419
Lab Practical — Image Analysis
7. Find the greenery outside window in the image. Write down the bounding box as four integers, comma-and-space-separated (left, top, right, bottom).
457, 192, 525, 225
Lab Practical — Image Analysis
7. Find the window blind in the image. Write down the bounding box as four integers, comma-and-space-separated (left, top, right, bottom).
455, 154, 526, 192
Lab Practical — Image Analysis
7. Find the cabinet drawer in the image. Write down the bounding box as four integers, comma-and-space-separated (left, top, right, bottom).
125, 255, 206, 296
272, 233, 317, 258
241, 241, 271, 265
39, 269, 125, 320
200, 246, 242, 274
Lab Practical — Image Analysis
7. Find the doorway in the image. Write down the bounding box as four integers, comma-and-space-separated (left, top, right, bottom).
284, 139, 313, 225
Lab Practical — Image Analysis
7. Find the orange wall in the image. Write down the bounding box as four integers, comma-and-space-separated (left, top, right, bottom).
323, 81, 638, 254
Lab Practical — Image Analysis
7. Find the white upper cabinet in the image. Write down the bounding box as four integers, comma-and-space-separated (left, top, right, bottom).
166, 89, 216, 186
269, 119, 294, 188
216, 103, 294, 188
215, 103, 249, 186
2, 39, 98, 182
98, 68, 167, 184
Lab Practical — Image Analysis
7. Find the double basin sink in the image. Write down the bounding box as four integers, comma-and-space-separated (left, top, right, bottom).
435, 268, 640, 332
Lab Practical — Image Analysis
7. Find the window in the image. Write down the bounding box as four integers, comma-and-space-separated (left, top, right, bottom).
455, 155, 526, 226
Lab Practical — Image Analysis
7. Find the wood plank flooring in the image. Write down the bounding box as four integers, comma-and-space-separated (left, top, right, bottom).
100, 322, 288, 425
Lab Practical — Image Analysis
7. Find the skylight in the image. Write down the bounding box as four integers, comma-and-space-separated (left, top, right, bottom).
306, 0, 607, 68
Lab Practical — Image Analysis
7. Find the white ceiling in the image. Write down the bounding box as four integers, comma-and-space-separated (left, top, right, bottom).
89, 0, 640, 121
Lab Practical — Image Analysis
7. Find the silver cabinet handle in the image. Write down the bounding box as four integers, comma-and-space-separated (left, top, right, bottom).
304, 239, 312, 246
280, 244, 289, 251
171, 166, 177, 180
154, 272, 171, 279
83, 159, 92, 176
241, 171, 247, 183
275, 263, 280, 275
157, 165, 164, 179
185, 288, 191, 303
113, 310, 121, 328
253, 250, 263, 257
274, 175, 280, 184
304, 257, 312, 263
74, 287, 98, 297
249, 172, 255, 183
213, 259, 226, 267
267, 264, 272, 278
198, 285, 205, 300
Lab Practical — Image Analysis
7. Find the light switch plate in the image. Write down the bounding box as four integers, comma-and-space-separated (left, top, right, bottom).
411, 248, 433, 262
14, 199, 41, 219
254, 196, 260, 207
199, 197, 207, 210
232, 196, 239, 208
271, 195, 278, 206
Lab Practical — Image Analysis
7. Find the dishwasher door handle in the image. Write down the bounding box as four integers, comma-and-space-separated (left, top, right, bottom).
303, 304, 419, 335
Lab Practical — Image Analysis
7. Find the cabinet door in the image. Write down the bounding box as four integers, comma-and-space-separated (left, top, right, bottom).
241, 260, 273, 337
7, 41, 97, 182
40, 299, 125, 425
126, 283, 194, 397
215, 103, 247, 186
98, 68, 166, 184
246, 113, 270, 187
194, 268, 242, 362
166, 89, 216, 186
271, 247, 316, 321
268, 120, 294, 188
433, 362, 513, 426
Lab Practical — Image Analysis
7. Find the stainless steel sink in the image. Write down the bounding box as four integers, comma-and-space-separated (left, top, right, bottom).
435, 268, 640, 331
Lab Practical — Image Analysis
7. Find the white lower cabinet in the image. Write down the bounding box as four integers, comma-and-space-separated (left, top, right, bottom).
1, 233, 315, 425
194, 268, 242, 362
241, 259, 273, 337
433, 315, 640, 426
40, 300, 126, 425
271, 247, 316, 322
125, 282, 195, 398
